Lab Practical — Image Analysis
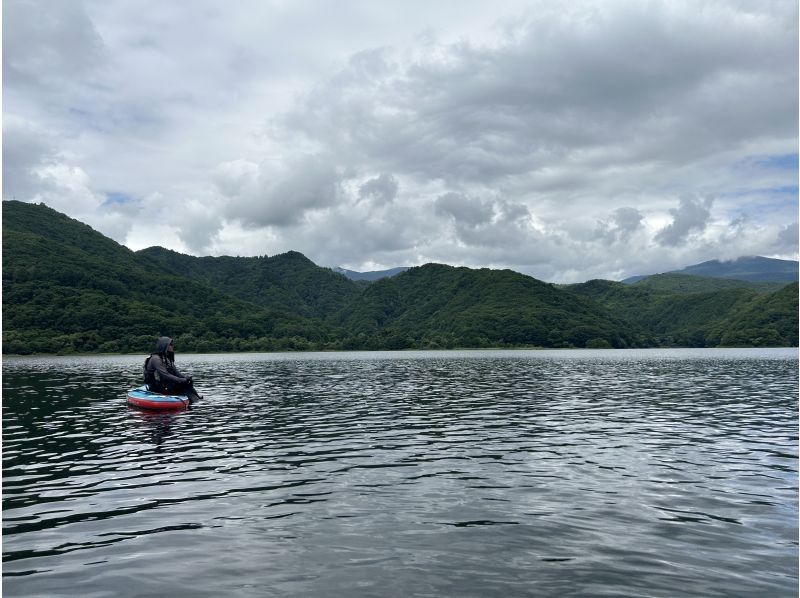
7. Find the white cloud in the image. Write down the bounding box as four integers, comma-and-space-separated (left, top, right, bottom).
435, 193, 494, 228
655, 195, 715, 247
3, 0, 105, 92
2, 115, 58, 200
2, 0, 797, 281
777, 222, 800, 251
219, 153, 343, 228
212, 160, 260, 201
358, 173, 398, 205
595, 207, 645, 243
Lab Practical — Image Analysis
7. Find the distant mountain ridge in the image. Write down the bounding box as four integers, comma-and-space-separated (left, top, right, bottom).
336, 263, 636, 349
566, 277, 798, 347
138, 246, 360, 318
332, 266, 409, 281
627, 272, 786, 294
623, 256, 798, 284
3, 200, 797, 353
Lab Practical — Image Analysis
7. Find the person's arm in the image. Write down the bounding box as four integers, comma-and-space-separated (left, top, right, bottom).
151, 355, 188, 385
171, 363, 192, 383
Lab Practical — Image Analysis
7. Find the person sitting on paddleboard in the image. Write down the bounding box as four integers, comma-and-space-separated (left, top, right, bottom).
144, 336, 202, 402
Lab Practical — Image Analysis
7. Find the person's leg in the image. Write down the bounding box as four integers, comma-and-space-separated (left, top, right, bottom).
185, 384, 202, 402
162, 381, 202, 402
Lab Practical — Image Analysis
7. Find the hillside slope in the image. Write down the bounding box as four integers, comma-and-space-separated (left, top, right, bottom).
338, 264, 638, 349
567, 277, 798, 347
623, 256, 798, 284
137, 246, 361, 319
679, 256, 798, 282
630, 272, 784, 294
3, 201, 797, 353
2, 201, 334, 354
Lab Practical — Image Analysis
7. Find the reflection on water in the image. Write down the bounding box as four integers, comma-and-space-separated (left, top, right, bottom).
3, 348, 798, 597
127, 409, 184, 446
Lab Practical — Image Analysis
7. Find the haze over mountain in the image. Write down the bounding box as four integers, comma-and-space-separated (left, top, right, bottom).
3, 201, 797, 354
332, 266, 409, 282
623, 256, 798, 285
338, 257, 798, 286
677, 256, 798, 282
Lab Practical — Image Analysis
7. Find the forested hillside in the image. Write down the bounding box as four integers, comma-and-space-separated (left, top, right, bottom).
567, 277, 798, 347
138, 246, 361, 318
3, 201, 797, 354
2, 202, 340, 354
623, 256, 798, 284
337, 264, 636, 349
677, 256, 798, 282
627, 273, 785, 294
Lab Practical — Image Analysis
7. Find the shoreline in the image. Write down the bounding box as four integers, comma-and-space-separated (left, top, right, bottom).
4, 346, 798, 359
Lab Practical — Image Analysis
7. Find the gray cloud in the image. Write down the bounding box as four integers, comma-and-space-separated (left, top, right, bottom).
2, 0, 797, 281
777, 222, 799, 252
2, 115, 57, 200
595, 207, 644, 243
220, 154, 342, 228
279, 0, 797, 195
435, 192, 494, 227
175, 201, 225, 254
3, 0, 105, 91
655, 195, 714, 247
358, 173, 398, 205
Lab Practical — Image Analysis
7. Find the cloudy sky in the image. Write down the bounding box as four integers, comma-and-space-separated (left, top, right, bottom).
4, 0, 798, 282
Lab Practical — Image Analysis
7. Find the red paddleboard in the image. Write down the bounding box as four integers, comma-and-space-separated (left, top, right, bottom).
127, 386, 190, 410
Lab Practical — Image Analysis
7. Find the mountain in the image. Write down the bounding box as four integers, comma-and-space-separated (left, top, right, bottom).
705, 282, 799, 346
332, 266, 409, 281
138, 246, 361, 319
623, 256, 798, 284
3, 201, 797, 353
567, 277, 798, 347
679, 256, 798, 282
628, 272, 785, 294
336, 263, 637, 349
2, 201, 337, 354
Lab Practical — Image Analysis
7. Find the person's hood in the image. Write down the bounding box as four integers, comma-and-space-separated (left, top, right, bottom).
154, 336, 173, 355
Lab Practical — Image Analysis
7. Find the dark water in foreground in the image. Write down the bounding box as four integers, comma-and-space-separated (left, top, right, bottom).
3, 348, 798, 597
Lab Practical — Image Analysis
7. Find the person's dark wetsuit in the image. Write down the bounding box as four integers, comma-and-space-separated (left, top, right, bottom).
144, 336, 201, 402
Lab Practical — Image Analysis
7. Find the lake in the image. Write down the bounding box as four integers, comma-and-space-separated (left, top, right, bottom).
3, 348, 798, 597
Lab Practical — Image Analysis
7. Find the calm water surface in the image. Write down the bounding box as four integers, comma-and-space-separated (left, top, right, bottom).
3, 348, 798, 597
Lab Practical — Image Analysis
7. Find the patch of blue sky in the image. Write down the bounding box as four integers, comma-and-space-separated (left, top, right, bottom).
718, 185, 797, 217
103, 192, 133, 206
757, 153, 799, 170
721, 185, 797, 199
735, 153, 799, 172
766, 184, 799, 196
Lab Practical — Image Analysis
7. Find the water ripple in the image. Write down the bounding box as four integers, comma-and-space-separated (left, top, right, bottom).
2, 349, 798, 597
